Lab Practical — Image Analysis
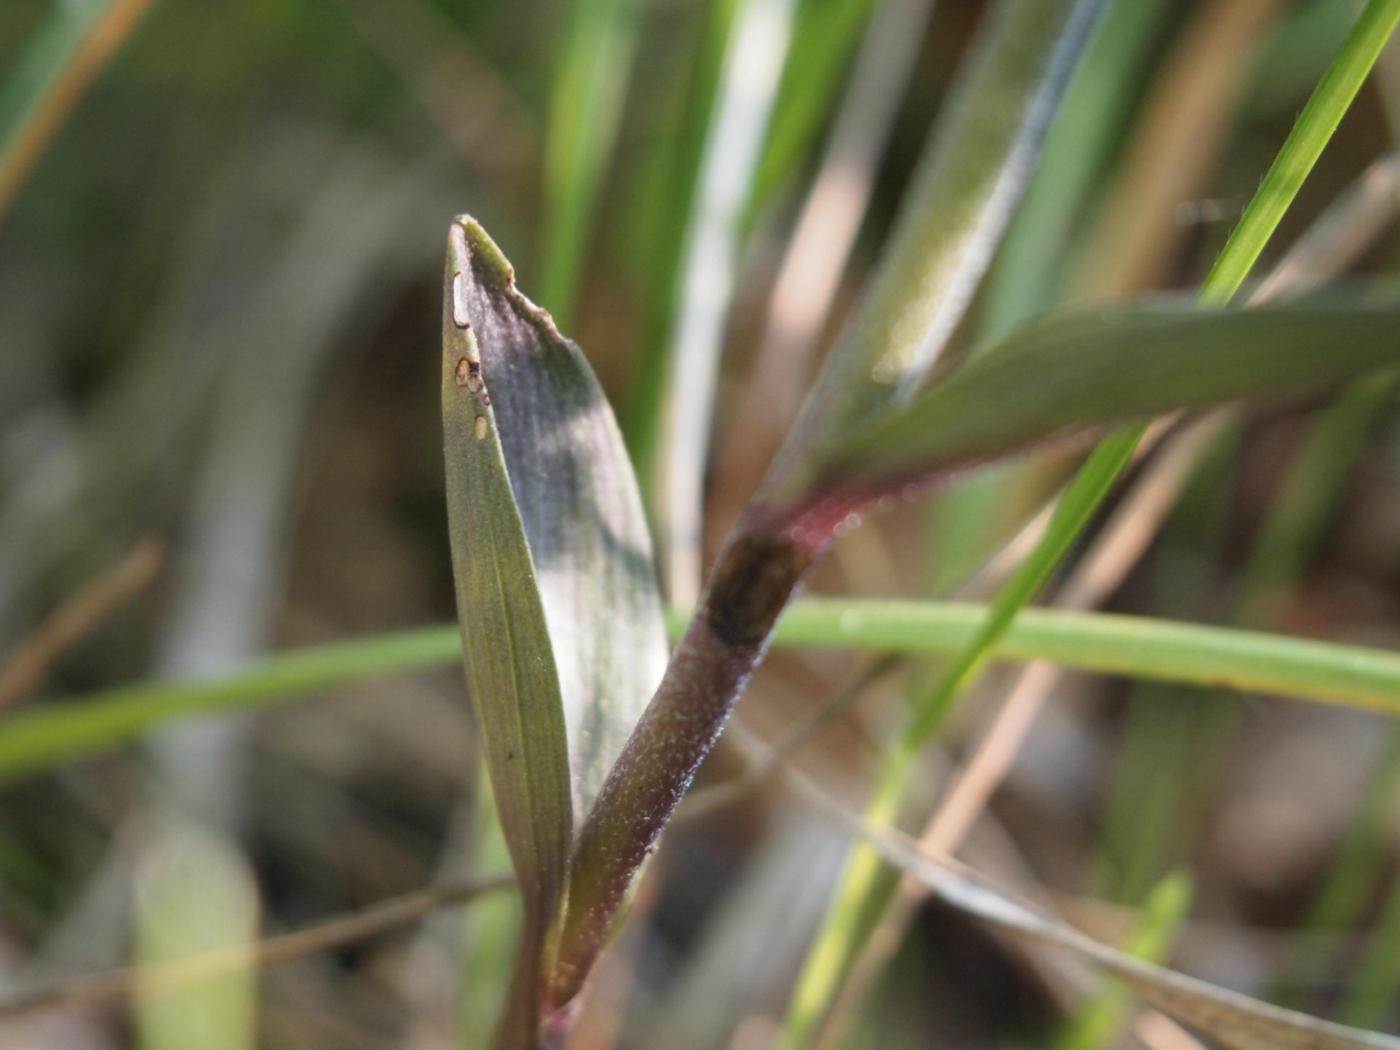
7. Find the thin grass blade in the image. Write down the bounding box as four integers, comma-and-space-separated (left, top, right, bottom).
11, 597, 1400, 786
1052, 871, 1194, 1050
797, 775, 1400, 1050
745, 0, 877, 218
539, 0, 642, 328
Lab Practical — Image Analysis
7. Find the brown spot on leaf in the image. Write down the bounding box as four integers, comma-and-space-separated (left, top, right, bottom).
475, 416, 488, 440
465, 361, 484, 393
455, 357, 491, 405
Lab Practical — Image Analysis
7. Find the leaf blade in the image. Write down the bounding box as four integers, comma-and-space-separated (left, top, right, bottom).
444, 221, 574, 1041
813, 300, 1400, 500
765, 0, 1112, 494
444, 216, 668, 1037
447, 216, 668, 819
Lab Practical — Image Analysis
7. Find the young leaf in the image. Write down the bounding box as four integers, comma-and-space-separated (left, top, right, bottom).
442, 217, 667, 1040
799, 299, 1400, 507
767, 0, 1110, 480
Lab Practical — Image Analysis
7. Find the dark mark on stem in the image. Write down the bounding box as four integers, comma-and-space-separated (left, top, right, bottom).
702, 533, 809, 648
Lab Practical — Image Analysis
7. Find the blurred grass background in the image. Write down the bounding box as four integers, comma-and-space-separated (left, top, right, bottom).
3, 0, 1400, 1046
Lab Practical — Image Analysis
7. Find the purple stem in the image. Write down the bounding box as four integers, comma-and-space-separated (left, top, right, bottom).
549, 518, 818, 1007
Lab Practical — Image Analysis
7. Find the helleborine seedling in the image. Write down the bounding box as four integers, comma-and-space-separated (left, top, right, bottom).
442, 217, 668, 1041
443, 213, 1400, 1045
440, 0, 1400, 1046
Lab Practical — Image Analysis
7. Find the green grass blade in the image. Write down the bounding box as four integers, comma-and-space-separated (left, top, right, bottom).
1052, 871, 1194, 1050
745, 0, 877, 218
1201, 0, 1400, 305
538, 0, 642, 328
8, 600, 1400, 787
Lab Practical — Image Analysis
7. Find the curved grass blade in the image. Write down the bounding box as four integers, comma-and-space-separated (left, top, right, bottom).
443, 217, 667, 1042
793, 774, 1400, 1050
